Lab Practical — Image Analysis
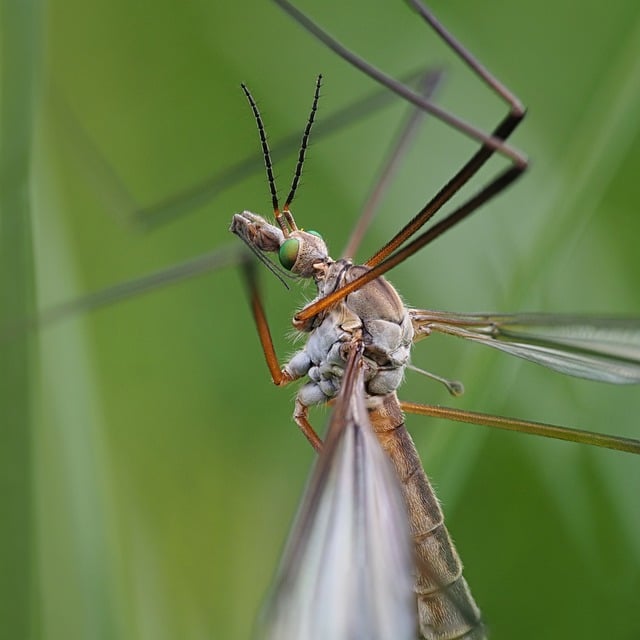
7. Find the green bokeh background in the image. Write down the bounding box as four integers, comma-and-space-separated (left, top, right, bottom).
3, 0, 640, 638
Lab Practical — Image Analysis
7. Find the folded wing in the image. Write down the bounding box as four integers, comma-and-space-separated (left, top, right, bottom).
256, 347, 416, 640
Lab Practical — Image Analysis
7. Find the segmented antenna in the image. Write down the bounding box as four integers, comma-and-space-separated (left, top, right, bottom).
283, 74, 322, 220
240, 84, 287, 232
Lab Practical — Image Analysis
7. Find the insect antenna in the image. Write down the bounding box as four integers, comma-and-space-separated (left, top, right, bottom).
240, 83, 291, 233
283, 74, 323, 218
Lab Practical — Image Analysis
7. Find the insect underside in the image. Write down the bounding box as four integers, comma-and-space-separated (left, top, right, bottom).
232, 211, 485, 639
227, 2, 640, 639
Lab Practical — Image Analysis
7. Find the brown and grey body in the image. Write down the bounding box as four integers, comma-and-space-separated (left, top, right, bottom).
288, 259, 484, 639
371, 393, 485, 640
285, 259, 414, 405
232, 211, 485, 638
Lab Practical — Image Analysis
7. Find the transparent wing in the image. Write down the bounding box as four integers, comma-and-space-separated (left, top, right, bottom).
411, 310, 640, 384
256, 349, 416, 640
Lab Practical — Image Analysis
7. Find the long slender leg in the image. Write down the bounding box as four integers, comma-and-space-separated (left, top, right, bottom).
293, 400, 323, 452
243, 262, 291, 387
32, 246, 243, 330
294, 162, 522, 329
274, 0, 525, 162
242, 261, 323, 451
342, 67, 444, 259
272, 0, 528, 330
400, 401, 640, 454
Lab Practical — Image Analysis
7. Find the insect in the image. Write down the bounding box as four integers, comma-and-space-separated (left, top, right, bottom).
21, 1, 640, 639
227, 1, 640, 637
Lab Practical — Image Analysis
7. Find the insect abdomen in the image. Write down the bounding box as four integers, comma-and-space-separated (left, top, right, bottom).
370, 393, 485, 640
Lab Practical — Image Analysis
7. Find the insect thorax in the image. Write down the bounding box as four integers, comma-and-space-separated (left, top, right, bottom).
285, 259, 414, 407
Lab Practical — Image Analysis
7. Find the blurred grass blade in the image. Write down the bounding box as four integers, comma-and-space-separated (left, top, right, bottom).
0, 0, 40, 637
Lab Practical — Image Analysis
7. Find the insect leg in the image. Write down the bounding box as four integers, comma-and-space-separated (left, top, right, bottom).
241, 260, 323, 451
342, 67, 445, 259
400, 401, 640, 455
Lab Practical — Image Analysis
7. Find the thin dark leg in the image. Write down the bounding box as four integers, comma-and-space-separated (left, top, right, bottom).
342, 68, 444, 260
272, 0, 528, 328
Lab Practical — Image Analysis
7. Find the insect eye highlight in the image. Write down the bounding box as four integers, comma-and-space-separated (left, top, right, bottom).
306, 229, 323, 240
279, 238, 300, 270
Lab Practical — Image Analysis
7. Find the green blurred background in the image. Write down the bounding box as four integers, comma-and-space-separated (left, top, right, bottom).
3, 0, 640, 638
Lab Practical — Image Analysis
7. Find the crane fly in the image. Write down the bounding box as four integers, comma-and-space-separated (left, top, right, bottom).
225, 1, 640, 638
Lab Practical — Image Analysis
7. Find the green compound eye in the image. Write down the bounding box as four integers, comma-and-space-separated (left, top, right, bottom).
279, 237, 300, 270
306, 229, 323, 240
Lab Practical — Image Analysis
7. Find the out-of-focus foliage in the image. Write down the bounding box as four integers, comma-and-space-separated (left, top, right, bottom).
3, 1, 640, 638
